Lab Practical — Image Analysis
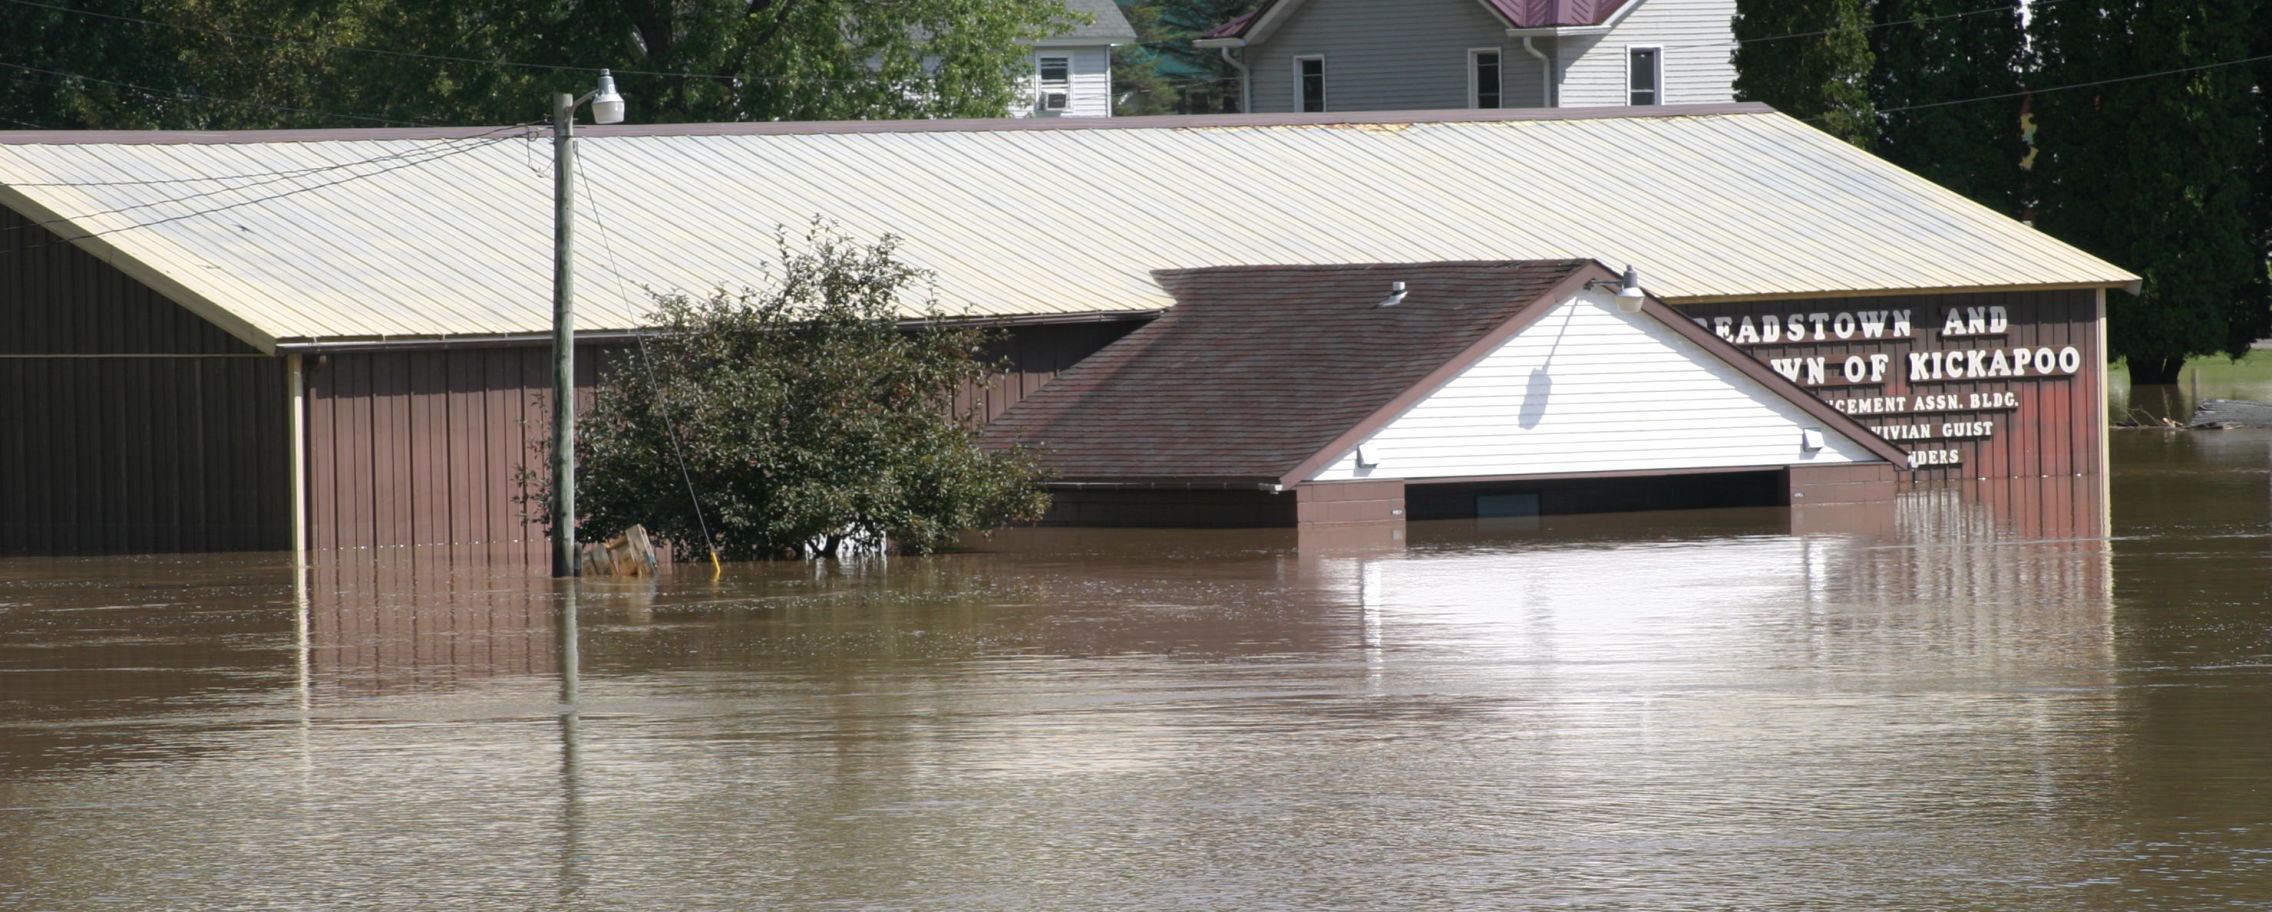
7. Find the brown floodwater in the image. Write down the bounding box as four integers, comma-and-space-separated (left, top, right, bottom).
2, 432, 2268, 910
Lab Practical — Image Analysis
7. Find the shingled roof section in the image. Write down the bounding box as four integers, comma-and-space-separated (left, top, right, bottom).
983, 260, 1592, 485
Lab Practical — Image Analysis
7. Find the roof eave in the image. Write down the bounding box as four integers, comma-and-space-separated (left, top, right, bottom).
1504, 25, 1610, 36
1664, 278, 2142, 305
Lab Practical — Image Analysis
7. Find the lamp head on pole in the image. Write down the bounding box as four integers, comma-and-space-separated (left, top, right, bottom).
589, 69, 626, 125
1585, 264, 1648, 313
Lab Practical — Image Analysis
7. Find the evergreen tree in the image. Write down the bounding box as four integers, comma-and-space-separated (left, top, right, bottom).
1731, 0, 1875, 147
1868, 0, 2026, 215
2031, 0, 2265, 383
1111, 0, 1248, 115
2241, 2, 2272, 356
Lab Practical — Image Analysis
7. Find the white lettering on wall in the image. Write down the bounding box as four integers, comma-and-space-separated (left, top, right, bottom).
1905, 345, 2082, 383
1707, 309, 1917, 345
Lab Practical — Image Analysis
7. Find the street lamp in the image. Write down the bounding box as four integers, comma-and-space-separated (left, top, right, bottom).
1585, 264, 1648, 313
551, 69, 626, 578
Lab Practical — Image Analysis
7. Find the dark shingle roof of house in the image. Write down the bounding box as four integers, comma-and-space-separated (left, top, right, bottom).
1202, 0, 1629, 39
1055, 0, 1139, 42
982, 260, 1593, 484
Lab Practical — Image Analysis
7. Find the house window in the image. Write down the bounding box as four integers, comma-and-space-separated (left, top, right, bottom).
1037, 56, 1072, 112
1471, 49, 1502, 109
1295, 56, 1325, 112
1628, 47, 1660, 106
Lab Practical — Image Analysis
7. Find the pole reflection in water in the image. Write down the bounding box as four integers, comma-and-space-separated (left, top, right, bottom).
557, 580, 586, 906
9, 445, 2272, 910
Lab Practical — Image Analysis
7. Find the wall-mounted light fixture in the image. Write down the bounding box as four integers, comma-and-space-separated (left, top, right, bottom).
1584, 265, 1647, 313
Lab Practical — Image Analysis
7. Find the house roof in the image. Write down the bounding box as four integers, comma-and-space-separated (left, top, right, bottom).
1200, 0, 1628, 40
0, 105, 2136, 352
1050, 0, 1139, 43
979, 260, 1908, 486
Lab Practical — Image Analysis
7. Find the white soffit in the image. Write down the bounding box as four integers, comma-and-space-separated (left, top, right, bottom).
0, 109, 2138, 347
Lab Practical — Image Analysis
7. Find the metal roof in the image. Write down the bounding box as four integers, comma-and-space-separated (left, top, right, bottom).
0, 105, 2137, 352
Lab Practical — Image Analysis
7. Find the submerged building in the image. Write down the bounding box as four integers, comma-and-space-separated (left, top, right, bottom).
0, 104, 2136, 554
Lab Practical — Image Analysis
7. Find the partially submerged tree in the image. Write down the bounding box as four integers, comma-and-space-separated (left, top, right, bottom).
565, 224, 1051, 560
2029, 0, 2266, 384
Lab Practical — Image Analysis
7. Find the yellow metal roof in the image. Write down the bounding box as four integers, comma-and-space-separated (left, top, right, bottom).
0, 106, 2137, 351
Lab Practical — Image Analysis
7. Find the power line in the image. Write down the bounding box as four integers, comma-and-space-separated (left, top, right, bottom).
572, 148, 723, 570
0, 125, 538, 238
1872, 52, 2272, 116
0, 130, 520, 256
0, 60, 432, 127
3, 122, 538, 190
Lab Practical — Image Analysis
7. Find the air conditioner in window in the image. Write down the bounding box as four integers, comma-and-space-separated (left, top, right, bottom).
1041, 91, 1071, 112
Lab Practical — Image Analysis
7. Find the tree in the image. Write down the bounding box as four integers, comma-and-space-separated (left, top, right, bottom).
1111, 0, 1248, 115
2030, 0, 2266, 384
2242, 1, 2272, 358
1731, 0, 1876, 147
559, 223, 1051, 560
6, 0, 1080, 129
1868, 0, 2026, 215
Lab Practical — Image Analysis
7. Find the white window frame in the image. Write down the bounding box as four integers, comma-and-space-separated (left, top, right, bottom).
1035, 54, 1073, 113
1468, 47, 1504, 109
1626, 45, 1662, 107
1293, 54, 1326, 113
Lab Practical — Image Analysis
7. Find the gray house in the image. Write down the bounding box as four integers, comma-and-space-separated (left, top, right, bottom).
1196, 0, 1735, 113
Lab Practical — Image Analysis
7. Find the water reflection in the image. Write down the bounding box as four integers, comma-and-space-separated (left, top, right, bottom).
3, 450, 2270, 910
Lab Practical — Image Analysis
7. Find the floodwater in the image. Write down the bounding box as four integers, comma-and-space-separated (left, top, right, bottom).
2, 438, 2268, 910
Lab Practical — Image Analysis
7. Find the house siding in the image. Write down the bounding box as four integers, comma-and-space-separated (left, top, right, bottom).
1247, 0, 1546, 111
1554, 0, 1737, 106
1307, 294, 1876, 482
1018, 45, 1117, 118
0, 207, 290, 554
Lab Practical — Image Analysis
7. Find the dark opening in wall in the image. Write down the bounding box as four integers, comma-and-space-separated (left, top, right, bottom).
1406, 470, 1788, 520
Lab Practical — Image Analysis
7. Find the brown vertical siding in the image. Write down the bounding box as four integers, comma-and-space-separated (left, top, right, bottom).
309, 347, 541, 560
303, 345, 610, 561
0, 209, 289, 554
1674, 290, 2102, 480
302, 320, 1135, 556
957, 320, 1146, 425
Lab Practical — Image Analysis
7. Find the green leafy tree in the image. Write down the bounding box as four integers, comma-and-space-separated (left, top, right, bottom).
1732, 0, 1876, 147
1868, 0, 2026, 214
6, 0, 1079, 128
561, 223, 1051, 560
2030, 0, 2266, 384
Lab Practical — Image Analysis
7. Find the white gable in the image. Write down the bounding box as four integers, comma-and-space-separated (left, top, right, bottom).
1308, 291, 1881, 482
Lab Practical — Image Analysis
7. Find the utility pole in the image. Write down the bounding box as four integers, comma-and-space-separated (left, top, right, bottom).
547, 71, 625, 578
551, 91, 579, 578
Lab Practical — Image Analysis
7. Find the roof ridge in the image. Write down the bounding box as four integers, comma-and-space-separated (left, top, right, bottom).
0, 104, 1779, 146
